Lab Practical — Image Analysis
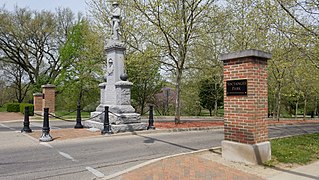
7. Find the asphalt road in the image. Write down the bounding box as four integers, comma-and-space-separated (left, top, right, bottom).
0, 121, 319, 180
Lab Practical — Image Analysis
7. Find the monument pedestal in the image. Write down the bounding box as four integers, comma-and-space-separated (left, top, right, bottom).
83, 120, 147, 133
87, 44, 146, 133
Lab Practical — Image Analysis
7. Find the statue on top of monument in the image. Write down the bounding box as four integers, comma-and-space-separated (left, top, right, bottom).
111, 2, 121, 40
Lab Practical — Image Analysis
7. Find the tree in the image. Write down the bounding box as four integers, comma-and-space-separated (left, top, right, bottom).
56, 19, 104, 109
125, 0, 216, 123
0, 7, 76, 89
276, 0, 319, 37
126, 48, 164, 115
0, 72, 16, 105
275, 0, 319, 69
0, 61, 30, 103
199, 77, 223, 116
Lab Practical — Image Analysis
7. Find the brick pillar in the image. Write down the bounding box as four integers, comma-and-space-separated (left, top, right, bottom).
33, 93, 43, 112
220, 49, 272, 164
42, 84, 56, 114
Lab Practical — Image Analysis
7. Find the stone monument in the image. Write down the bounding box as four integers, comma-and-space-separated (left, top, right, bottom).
84, 2, 147, 133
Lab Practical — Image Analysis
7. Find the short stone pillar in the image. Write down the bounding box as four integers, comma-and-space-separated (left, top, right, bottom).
220, 49, 272, 164
115, 80, 133, 106
99, 82, 106, 104
42, 84, 56, 114
33, 93, 43, 112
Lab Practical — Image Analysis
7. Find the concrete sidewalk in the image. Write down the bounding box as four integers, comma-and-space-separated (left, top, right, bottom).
267, 160, 319, 180
101, 148, 319, 180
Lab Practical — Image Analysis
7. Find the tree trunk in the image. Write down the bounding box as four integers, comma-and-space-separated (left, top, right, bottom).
303, 98, 307, 120
295, 101, 298, 118
214, 82, 218, 116
141, 104, 145, 115
315, 98, 318, 118
276, 91, 281, 121
214, 100, 218, 116
272, 92, 276, 119
174, 70, 182, 124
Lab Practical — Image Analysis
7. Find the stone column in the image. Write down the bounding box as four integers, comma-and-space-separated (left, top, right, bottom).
33, 93, 43, 113
104, 41, 126, 105
220, 49, 272, 164
115, 81, 133, 106
42, 84, 56, 114
99, 82, 106, 104
95, 82, 107, 111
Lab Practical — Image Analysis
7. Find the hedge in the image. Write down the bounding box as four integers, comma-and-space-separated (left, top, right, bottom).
6, 103, 20, 112
20, 103, 34, 116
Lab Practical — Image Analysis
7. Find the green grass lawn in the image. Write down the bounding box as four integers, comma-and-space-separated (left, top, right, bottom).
0, 106, 6, 112
55, 111, 91, 119
200, 108, 224, 116
266, 133, 319, 166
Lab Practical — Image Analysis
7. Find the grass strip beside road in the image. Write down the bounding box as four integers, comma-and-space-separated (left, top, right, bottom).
267, 133, 319, 166
55, 111, 90, 119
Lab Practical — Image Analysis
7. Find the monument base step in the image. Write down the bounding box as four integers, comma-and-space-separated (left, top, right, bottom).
83, 120, 147, 133
90, 111, 141, 124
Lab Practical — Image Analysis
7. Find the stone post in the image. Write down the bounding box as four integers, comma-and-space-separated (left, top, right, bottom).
115, 80, 133, 106
33, 93, 43, 113
42, 84, 56, 114
99, 82, 106, 105
104, 41, 126, 105
220, 49, 272, 164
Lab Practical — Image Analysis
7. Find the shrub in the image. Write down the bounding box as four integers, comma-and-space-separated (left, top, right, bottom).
20, 103, 34, 116
7, 103, 20, 112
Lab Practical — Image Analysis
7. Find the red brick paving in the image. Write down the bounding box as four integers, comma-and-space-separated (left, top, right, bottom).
28, 129, 100, 141
0, 112, 23, 122
121, 154, 264, 180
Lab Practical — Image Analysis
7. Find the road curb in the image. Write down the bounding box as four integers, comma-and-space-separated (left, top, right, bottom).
268, 122, 319, 126
101, 126, 224, 137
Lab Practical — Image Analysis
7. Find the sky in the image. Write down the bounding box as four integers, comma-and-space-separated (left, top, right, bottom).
1, 0, 89, 14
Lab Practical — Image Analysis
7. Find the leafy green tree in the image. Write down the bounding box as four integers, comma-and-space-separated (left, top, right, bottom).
127, 0, 217, 123
0, 62, 30, 103
126, 48, 164, 114
275, 0, 319, 69
0, 7, 76, 90
198, 77, 223, 116
56, 19, 104, 110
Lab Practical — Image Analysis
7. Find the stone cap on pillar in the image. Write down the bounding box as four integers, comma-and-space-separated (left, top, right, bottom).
115, 80, 133, 87
105, 40, 126, 52
41, 84, 56, 88
33, 93, 43, 96
220, 49, 272, 61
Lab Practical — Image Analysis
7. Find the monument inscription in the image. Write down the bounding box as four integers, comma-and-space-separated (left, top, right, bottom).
226, 79, 247, 96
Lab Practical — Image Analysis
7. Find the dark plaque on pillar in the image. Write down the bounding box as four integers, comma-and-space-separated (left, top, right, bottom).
226, 79, 247, 96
